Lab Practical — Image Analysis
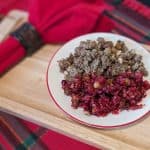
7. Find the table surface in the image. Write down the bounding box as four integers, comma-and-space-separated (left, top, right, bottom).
0, 10, 150, 150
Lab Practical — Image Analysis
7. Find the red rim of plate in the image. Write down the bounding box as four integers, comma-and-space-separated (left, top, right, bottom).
46, 39, 150, 129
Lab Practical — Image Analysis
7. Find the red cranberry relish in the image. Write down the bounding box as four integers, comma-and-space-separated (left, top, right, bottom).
62, 72, 150, 116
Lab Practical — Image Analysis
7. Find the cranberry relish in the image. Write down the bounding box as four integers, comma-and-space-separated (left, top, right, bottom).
62, 72, 150, 116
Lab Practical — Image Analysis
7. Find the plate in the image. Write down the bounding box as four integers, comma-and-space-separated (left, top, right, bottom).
47, 33, 150, 129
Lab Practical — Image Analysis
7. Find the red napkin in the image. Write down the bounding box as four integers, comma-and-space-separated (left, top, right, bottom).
0, 36, 26, 73
0, 0, 114, 74
29, 0, 114, 43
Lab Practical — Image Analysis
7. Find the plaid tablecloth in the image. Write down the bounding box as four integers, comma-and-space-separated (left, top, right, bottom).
0, 0, 150, 150
0, 111, 99, 150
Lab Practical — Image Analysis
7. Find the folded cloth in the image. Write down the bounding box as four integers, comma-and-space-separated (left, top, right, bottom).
0, 36, 26, 73
0, 0, 28, 14
29, 0, 114, 43
0, 0, 114, 75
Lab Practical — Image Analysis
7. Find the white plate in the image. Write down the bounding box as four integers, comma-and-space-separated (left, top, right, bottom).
47, 33, 150, 129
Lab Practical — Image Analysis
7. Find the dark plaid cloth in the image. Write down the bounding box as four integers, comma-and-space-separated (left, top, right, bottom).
0, 111, 99, 150
0, 112, 48, 150
106, 0, 150, 44
0, 0, 150, 150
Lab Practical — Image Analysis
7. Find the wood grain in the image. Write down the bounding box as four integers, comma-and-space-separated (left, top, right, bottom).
0, 10, 150, 150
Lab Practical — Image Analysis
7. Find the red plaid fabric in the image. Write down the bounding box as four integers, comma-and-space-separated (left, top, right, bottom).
106, 0, 150, 44
0, 111, 99, 150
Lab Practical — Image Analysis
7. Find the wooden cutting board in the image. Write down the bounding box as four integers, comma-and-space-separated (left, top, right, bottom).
0, 10, 150, 150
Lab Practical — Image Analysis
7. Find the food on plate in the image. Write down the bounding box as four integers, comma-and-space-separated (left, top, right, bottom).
61, 72, 150, 116
58, 38, 148, 80
58, 38, 150, 116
